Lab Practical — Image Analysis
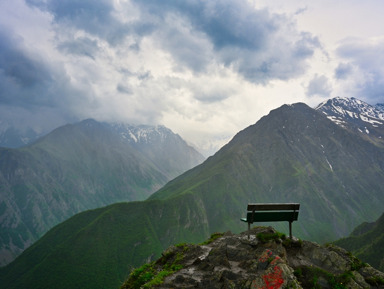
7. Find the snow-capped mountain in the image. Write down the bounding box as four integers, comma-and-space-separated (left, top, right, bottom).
110, 123, 176, 146
107, 121, 205, 178
376, 103, 384, 113
0, 119, 205, 266
69, 119, 205, 179
315, 97, 384, 145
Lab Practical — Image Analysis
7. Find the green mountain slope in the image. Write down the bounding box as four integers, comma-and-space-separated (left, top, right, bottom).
334, 212, 384, 271
0, 119, 204, 266
1, 102, 384, 289
0, 194, 210, 289
150, 103, 384, 241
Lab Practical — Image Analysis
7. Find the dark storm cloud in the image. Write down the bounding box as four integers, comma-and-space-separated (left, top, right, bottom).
133, 0, 321, 82
28, 0, 320, 83
0, 28, 54, 106
26, 0, 137, 45
306, 74, 331, 97
334, 63, 353, 80
58, 37, 99, 59
117, 84, 133, 95
0, 28, 81, 129
133, 0, 274, 50
336, 38, 384, 104
26, 0, 113, 29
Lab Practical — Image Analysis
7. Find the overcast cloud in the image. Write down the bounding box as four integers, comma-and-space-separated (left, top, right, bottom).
1, 0, 384, 155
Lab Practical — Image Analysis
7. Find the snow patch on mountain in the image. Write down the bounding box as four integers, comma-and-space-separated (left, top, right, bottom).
315, 96, 384, 144
110, 123, 174, 145
316, 97, 384, 123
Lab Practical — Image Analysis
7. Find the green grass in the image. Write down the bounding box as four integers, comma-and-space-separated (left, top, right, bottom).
200, 232, 224, 245
297, 266, 350, 289
0, 195, 211, 289
365, 276, 384, 286
257, 231, 286, 243
121, 242, 189, 289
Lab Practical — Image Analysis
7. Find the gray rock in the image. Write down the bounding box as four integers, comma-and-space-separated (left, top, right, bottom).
121, 227, 384, 289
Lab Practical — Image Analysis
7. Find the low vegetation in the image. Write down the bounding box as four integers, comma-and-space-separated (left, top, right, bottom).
257, 231, 286, 243
121, 243, 189, 289
199, 232, 225, 245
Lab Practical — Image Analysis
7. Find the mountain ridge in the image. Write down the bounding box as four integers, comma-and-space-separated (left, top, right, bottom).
0, 119, 204, 266
1, 97, 384, 288
334, 212, 384, 272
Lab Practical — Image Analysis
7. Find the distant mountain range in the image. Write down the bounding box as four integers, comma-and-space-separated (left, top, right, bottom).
1, 97, 383, 289
335, 212, 384, 272
0, 119, 204, 266
0, 121, 43, 148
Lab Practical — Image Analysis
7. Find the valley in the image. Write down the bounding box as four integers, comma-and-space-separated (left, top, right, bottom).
1, 97, 384, 289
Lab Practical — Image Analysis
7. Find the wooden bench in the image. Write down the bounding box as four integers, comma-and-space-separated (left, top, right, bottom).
240, 203, 300, 239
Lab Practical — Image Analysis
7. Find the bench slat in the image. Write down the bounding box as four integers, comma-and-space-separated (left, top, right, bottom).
241, 211, 299, 223
247, 203, 300, 211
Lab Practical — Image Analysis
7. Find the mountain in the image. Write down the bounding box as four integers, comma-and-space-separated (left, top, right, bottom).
109, 123, 204, 179
315, 97, 384, 146
2, 99, 384, 289
0, 119, 204, 266
149, 101, 384, 240
121, 227, 384, 288
334, 212, 384, 272
0, 121, 42, 148
0, 198, 211, 289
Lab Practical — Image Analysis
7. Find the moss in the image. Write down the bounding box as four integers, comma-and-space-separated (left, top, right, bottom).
365, 276, 384, 286
349, 256, 367, 271
120, 245, 188, 289
296, 266, 351, 289
200, 232, 224, 245
293, 268, 303, 278
175, 242, 188, 248
257, 231, 286, 243
121, 263, 156, 289
282, 237, 303, 248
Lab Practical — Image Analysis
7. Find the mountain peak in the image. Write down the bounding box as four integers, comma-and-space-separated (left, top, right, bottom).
315, 97, 384, 145
121, 226, 384, 289
315, 97, 384, 123
109, 122, 174, 145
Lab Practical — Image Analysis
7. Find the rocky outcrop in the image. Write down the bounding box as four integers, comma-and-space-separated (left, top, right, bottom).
121, 227, 384, 289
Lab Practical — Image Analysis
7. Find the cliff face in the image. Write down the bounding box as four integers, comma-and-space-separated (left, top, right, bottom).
121, 227, 384, 289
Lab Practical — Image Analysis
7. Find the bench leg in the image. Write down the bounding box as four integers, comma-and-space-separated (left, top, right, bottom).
289, 221, 292, 239
248, 222, 250, 239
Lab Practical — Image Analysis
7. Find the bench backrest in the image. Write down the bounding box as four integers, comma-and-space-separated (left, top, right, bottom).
247, 203, 300, 211
246, 203, 300, 223
246, 211, 299, 222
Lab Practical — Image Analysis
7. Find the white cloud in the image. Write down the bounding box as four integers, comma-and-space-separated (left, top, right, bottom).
1, 0, 384, 155
335, 37, 384, 104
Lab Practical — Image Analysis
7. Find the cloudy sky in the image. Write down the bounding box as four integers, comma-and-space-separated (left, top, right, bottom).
1, 0, 384, 155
